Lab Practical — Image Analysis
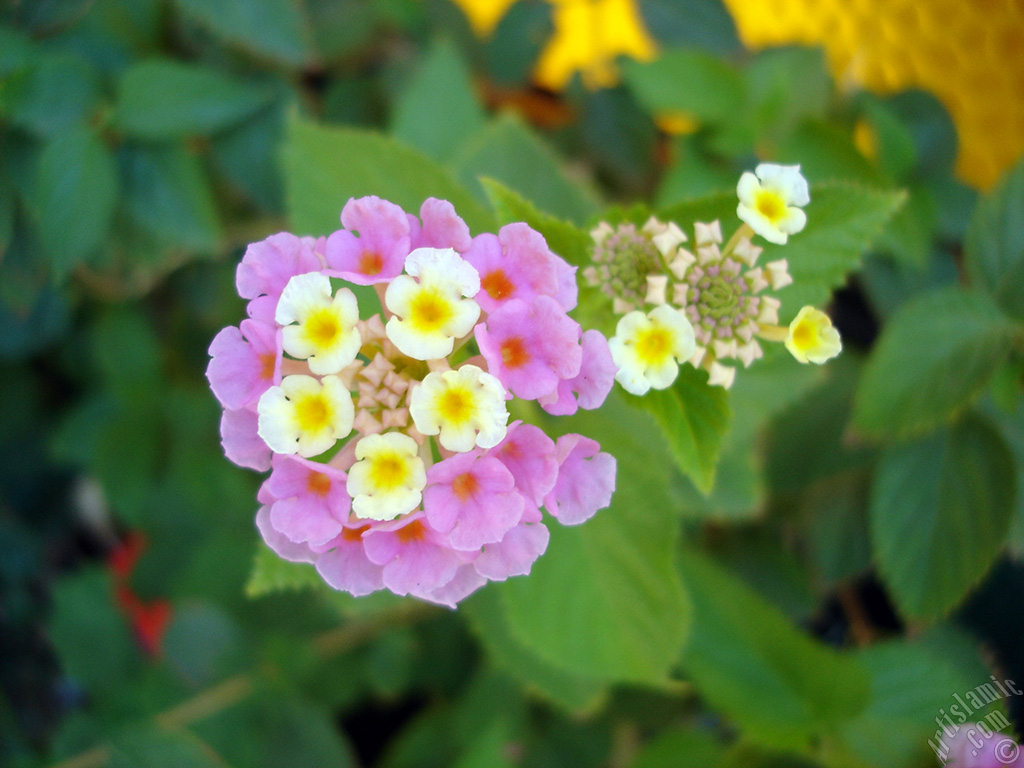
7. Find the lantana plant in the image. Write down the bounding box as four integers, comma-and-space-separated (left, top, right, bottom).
207, 197, 616, 606
587, 164, 843, 392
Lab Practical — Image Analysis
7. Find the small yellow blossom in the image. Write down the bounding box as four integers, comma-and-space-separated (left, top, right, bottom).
737, 164, 810, 245
608, 305, 696, 395
347, 432, 427, 521
409, 365, 509, 452
257, 374, 355, 457
385, 248, 481, 361
276, 272, 361, 375
785, 306, 842, 364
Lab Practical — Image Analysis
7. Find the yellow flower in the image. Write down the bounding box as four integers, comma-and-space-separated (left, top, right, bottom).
447, 0, 520, 36
785, 306, 841, 364
447, 0, 657, 91
535, 0, 657, 90
347, 432, 427, 521
608, 304, 695, 395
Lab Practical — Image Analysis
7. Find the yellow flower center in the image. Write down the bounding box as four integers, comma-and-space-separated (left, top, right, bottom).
305, 309, 340, 348
635, 326, 673, 365
368, 451, 411, 491
437, 386, 474, 425
294, 393, 332, 433
756, 190, 786, 223
790, 318, 817, 351
408, 288, 454, 333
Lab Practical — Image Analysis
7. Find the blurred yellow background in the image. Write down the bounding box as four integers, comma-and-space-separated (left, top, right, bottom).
723, 0, 1024, 189
452, 0, 1024, 189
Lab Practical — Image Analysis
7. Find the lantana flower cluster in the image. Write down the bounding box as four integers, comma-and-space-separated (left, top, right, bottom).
585, 164, 842, 392
208, 196, 617, 606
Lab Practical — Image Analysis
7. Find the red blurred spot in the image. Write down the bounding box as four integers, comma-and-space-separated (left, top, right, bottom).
106, 533, 172, 658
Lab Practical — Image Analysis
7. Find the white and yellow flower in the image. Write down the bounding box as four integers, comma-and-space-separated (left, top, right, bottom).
384, 248, 481, 361
785, 306, 842, 364
608, 305, 696, 395
347, 432, 427, 521
737, 164, 810, 245
276, 272, 361, 375
257, 374, 354, 457
409, 365, 509, 452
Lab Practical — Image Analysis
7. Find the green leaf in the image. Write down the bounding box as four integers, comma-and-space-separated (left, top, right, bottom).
632, 729, 729, 768
852, 287, 1018, 439
480, 177, 592, 267
622, 49, 745, 125
391, 39, 486, 163
50, 570, 140, 693
450, 113, 601, 224
193, 689, 358, 768
115, 59, 273, 140
500, 394, 690, 684
678, 548, 871, 751
283, 114, 494, 237
462, 587, 607, 714
838, 639, 1006, 768
211, 102, 286, 212
626, 365, 730, 494
1, 52, 101, 137
246, 545, 323, 597
804, 469, 873, 587
966, 156, 1024, 320
174, 0, 313, 66
120, 143, 222, 254
745, 47, 831, 144
658, 183, 905, 321
109, 727, 226, 768
870, 414, 1016, 622
30, 127, 118, 276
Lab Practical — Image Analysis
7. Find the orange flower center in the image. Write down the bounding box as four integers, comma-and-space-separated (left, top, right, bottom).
481, 269, 515, 301
359, 251, 384, 275
306, 472, 332, 496
452, 472, 479, 502
500, 337, 530, 368
396, 520, 426, 543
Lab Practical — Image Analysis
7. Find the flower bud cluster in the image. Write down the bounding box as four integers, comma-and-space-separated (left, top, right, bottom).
208, 196, 616, 606
586, 164, 842, 392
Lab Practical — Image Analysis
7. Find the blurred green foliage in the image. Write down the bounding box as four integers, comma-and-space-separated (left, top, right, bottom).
1, 0, 1023, 767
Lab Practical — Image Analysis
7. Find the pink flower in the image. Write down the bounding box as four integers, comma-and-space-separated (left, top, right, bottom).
553, 256, 578, 311
206, 320, 280, 411
943, 725, 1024, 768
538, 329, 616, 416
236, 233, 322, 302
325, 196, 411, 284
418, 564, 487, 608
423, 451, 524, 551
408, 198, 472, 252
362, 515, 469, 597
263, 455, 351, 546
213, 196, 618, 606
489, 422, 558, 507
474, 522, 549, 581
220, 408, 271, 471
315, 525, 385, 597
475, 296, 582, 400
544, 434, 616, 525
255, 505, 316, 564
464, 224, 561, 313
